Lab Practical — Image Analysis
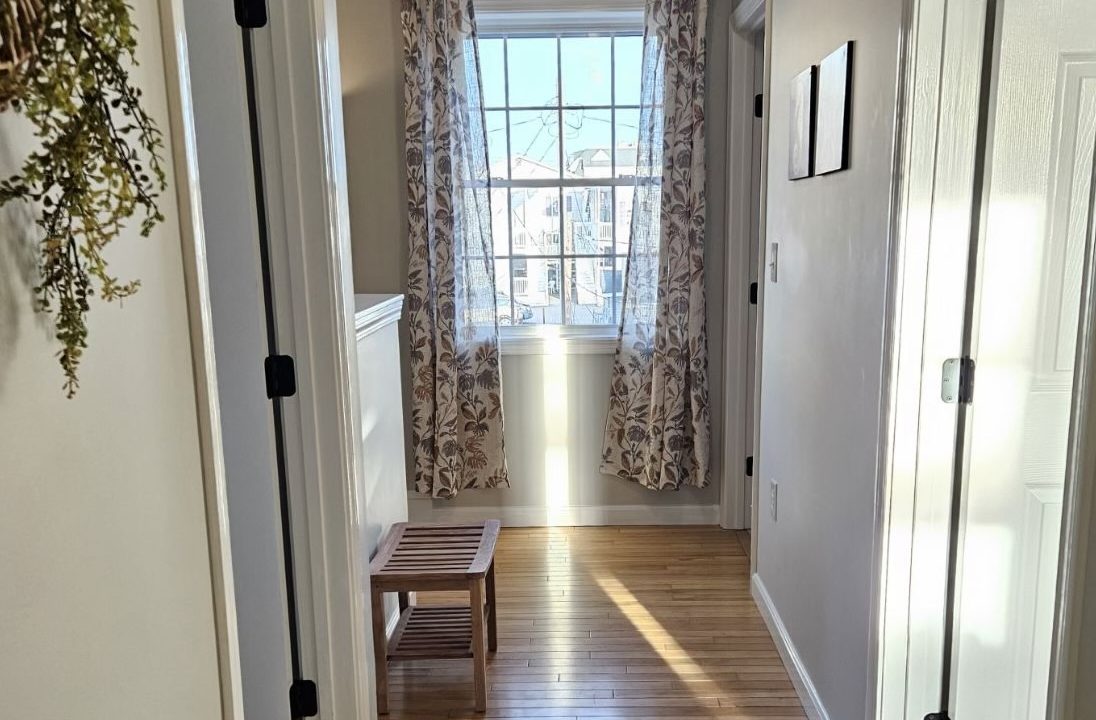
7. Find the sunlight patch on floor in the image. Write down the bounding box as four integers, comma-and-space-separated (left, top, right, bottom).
592, 572, 718, 693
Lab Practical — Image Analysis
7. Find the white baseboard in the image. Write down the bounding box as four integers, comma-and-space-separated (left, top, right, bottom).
408, 495, 719, 527
751, 574, 831, 720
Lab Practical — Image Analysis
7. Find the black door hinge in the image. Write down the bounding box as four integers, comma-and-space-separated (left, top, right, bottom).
265, 355, 297, 399
754, 93, 764, 118
235, 0, 268, 27
745, 456, 754, 477
924, 713, 950, 720
749, 281, 758, 305
290, 679, 319, 717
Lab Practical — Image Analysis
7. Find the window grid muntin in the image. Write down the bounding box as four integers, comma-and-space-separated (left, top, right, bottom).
487, 31, 640, 328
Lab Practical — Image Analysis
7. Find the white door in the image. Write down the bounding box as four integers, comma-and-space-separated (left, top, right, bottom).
949, 0, 1096, 716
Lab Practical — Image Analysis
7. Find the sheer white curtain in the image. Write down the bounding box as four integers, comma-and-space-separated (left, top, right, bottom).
601, 0, 711, 490
403, 0, 509, 498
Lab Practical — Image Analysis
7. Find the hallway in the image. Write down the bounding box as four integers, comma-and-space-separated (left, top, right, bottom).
384, 526, 805, 719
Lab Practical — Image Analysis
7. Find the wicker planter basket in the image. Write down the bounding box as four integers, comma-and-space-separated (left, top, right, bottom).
0, 0, 46, 109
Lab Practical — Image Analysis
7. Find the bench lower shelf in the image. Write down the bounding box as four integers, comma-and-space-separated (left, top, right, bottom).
388, 604, 483, 661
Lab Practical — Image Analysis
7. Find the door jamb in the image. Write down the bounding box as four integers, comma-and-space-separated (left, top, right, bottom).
721, 11, 764, 531
876, 0, 1096, 717
158, 0, 244, 717
748, 0, 772, 571
162, 0, 373, 717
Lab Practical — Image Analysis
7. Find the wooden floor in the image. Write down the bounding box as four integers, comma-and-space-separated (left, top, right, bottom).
382, 526, 804, 719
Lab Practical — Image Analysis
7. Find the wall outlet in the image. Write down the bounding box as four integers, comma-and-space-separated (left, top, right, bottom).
769, 480, 778, 522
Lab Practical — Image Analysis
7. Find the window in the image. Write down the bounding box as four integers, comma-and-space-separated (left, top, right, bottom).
483, 32, 642, 327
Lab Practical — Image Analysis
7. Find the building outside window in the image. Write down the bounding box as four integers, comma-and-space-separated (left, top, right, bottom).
483, 31, 642, 327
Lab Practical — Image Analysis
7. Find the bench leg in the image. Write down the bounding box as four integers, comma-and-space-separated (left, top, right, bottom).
470, 578, 488, 712
485, 561, 497, 652
398, 591, 410, 612
370, 586, 389, 714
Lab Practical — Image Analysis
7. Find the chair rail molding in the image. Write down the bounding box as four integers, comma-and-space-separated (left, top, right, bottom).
355, 294, 404, 341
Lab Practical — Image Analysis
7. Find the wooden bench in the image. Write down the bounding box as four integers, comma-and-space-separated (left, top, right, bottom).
369, 521, 500, 714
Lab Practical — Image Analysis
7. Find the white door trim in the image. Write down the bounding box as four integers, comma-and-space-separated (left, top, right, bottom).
876, 0, 1096, 717
749, 0, 773, 571
158, 1, 244, 717
248, 1, 372, 716
875, 0, 991, 716
163, 0, 372, 717
720, 18, 763, 530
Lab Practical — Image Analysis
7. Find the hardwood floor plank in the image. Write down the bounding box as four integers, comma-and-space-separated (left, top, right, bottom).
382, 526, 802, 719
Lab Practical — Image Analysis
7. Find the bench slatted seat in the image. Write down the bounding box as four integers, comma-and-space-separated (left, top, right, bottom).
369, 521, 500, 714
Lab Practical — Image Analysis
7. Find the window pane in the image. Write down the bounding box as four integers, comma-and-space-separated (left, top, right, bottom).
506, 37, 558, 107
510, 110, 560, 177
561, 37, 612, 106
490, 187, 510, 254
614, 34, 643, 106
486, 110, 508, 180
614, 109, 640, 178
562, 109, 612, 180
563, 187, 613, 256
565, 257, 615, 325
615, 186, 634, 256
494, 258, 514, 326
609, 258, 626, 320
512, 258, 562, 324
480, 38, 506, 107
509, 188, 561, 256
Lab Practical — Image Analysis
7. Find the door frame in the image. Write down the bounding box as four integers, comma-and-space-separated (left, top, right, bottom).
162, 0, 373, 717
875, 0, 990, 715
720, 5, 765, 530
876, 0, 1096, 717
158, 1, 244, 717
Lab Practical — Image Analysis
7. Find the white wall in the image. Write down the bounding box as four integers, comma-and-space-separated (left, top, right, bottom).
754, 0, 904, 718
413, 351, 717, 523
0, 1, 224, 717
181, 1, 295, 717
338, 0, 733, 519
355, 296, 411, 646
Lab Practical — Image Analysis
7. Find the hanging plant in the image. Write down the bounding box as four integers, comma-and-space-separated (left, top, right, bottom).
0, 0, 166, 396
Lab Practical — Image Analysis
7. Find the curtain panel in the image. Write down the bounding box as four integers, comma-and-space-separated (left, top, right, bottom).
402, 0, 509, 498
601, 0, 712, 490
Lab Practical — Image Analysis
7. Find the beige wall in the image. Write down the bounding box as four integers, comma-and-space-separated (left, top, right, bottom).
755, 0, 905, 717
339, 0, 408, 296
337, 0, 733, 515
0, 1, 223, 717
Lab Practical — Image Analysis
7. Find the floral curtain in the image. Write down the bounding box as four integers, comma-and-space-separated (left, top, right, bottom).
601, 0, 711, 490
403, 0, 509, 498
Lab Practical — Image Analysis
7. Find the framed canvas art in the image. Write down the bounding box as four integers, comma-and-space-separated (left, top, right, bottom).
788, 66, 815, 180
816, 41, 853, 175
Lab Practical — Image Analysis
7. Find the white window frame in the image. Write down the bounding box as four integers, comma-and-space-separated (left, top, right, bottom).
480, 4, 644, 354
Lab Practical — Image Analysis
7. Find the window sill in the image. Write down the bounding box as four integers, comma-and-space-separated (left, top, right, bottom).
498, 326, 619, 356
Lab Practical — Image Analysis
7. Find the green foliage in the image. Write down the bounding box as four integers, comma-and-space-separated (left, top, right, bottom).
0, 0, 166, 396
